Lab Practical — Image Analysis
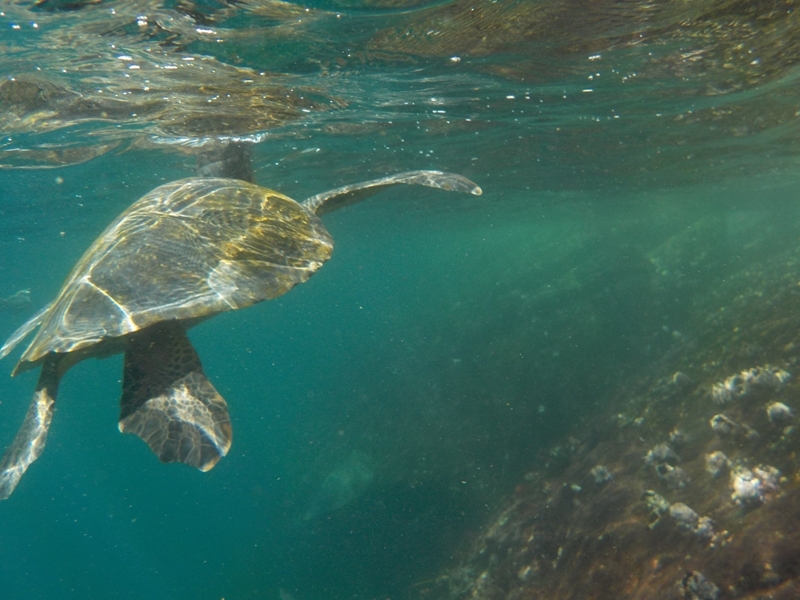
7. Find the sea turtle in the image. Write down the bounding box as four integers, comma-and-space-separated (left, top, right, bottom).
0, 169, 481, 500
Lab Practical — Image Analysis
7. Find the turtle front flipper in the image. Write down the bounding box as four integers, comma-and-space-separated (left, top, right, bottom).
119, 322, 231, 472
0, 354, 61, 499
302, 170, 482, 216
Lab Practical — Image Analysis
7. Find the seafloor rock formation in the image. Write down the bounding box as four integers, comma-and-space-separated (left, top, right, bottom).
419, 218, 800, 600
420, 437, 799, 599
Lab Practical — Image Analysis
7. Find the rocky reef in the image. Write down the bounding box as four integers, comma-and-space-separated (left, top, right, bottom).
416, 214, 800, 600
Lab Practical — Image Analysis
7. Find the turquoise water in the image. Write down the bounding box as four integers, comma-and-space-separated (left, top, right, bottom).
1, 1, 799, 599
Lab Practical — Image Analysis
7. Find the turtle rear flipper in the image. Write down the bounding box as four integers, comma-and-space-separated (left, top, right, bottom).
119, 322, 231, 472
0, 354, 60, 499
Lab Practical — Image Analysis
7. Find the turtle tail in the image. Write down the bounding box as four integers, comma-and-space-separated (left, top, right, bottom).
0, 354, 61, 500
118, 321, 232, 472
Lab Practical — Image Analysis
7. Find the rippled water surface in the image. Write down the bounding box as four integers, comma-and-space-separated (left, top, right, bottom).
1, 1, 799, 599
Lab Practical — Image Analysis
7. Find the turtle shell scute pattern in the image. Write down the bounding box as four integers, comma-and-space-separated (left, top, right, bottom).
19, 178, 333, 365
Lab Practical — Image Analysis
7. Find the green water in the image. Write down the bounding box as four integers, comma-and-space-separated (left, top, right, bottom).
0, 1, 799, 599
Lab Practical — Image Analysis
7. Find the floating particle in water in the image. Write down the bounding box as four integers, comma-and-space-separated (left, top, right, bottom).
517, 563, 535, 582
0, 289, 31, 309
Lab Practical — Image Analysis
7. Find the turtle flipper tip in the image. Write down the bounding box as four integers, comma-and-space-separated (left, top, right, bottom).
119, 398, 231, 472
0, 362, 58, 500
119, 322, 232, 472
